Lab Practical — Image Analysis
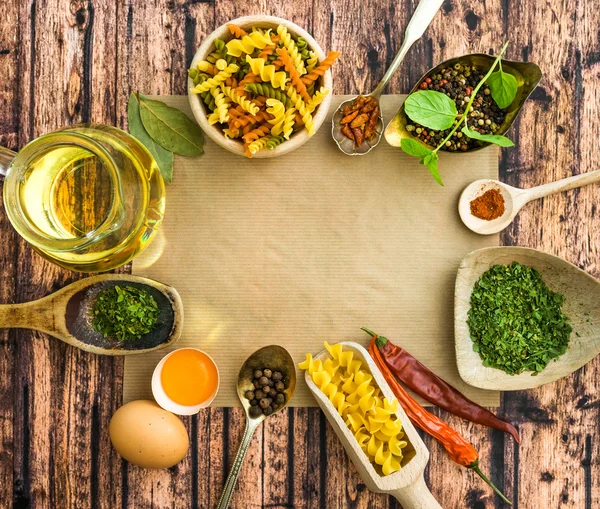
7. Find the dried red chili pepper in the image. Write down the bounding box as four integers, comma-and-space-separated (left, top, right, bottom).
363, 328, 520, 443
368, 338, 511, 505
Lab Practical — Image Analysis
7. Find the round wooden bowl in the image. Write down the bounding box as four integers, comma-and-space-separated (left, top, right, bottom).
187, 15, 333, 158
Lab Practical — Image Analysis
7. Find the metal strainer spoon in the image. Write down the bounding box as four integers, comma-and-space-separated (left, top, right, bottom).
332, 0, 445, 156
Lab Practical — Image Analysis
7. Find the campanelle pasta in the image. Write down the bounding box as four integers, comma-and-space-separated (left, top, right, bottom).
188, 22, 340, 157
300, 342, 408, 476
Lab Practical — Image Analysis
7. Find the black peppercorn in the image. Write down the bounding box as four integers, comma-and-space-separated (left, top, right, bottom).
255, 389, 265, 400
263, 369, 272, 378
264, 406, 273, 416
258, 376, 269, 386
254, 370, 263, 379
249, 405, 262, 418
259, 398, 270, 409
276, 393, 285, 405
275, 381, 285, 392
272, 371, 283, 382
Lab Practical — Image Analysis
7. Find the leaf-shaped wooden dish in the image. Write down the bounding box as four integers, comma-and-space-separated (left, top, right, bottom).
384, 54, 542, 151
455, 247, 600, 390
305, 342, 441, 509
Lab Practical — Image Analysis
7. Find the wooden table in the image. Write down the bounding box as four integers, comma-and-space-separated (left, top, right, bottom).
0, 1, 598, 507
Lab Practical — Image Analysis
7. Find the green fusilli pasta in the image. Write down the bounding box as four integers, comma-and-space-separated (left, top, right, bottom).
244, 83, 292, 107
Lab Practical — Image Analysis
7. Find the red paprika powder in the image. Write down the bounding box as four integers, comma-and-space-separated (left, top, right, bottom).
470, 188, 505, 220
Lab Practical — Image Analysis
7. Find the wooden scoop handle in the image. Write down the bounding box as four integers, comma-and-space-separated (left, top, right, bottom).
390, 474, 443, 509
0, 299, 60, 336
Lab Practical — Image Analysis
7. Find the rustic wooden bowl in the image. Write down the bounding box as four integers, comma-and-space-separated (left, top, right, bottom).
188, 15, 333, 158
305, 342, 441, 509
384, 53, 542, 151
455, 247, 600, 390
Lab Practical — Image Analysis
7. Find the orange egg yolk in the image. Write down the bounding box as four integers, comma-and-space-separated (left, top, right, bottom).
160, 349, 219, 406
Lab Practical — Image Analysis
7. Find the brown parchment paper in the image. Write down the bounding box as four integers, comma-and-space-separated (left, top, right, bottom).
125, 95, 500, 407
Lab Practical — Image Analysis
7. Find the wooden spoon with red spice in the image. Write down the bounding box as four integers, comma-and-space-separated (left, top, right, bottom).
458, 171, 600, 235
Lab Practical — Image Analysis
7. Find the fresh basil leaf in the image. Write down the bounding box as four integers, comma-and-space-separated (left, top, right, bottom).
486, 70, 518, 109
404, 90, 458, 130
128, 93, 174, 183
423, 151, 443, 186
400, 137, 433, 159
139, 95, 204, 157
461, 125, 515, 147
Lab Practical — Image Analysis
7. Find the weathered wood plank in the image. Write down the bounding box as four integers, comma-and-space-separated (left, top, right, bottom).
0, 0, 20, 506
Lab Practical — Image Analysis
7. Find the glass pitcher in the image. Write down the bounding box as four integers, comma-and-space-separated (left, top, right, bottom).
0, 124, 165, 273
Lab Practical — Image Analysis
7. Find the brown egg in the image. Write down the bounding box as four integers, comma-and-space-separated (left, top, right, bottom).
109, 400, 189, 469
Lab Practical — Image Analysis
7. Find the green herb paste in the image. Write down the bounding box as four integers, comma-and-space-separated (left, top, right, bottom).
91, 285, 159, 342
467, 262, 572, 375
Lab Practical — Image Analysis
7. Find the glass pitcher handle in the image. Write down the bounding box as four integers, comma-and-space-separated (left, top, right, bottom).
0, 146, 16, 178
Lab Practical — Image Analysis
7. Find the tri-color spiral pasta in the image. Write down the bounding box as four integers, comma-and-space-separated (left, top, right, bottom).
189, 23, 339, 157
301, 51, 341, 85
299, 342, 408, 476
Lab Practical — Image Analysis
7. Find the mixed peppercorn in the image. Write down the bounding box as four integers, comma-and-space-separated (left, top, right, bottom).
245, 368, 288, 418
406, 63, 506, 151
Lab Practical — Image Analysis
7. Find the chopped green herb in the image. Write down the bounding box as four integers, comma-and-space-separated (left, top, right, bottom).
91, 285, 159, 342
467, 262, 572, 375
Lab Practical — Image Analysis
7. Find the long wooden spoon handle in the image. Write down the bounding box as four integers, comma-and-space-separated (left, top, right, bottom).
390, 474, 443, 509
0, 301, 56, 333
525, 169, 600, 202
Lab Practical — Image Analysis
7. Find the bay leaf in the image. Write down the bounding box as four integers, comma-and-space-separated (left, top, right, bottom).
127, 93, 174, 183
138, 95, 204, 157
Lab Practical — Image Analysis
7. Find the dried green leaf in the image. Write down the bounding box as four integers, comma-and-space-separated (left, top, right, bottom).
404, 90, 458, 130
139, 95, 204, 157
127, 93, 174, 183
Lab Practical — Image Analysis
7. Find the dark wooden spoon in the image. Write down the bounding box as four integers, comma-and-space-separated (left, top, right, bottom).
0, 274, 183, 355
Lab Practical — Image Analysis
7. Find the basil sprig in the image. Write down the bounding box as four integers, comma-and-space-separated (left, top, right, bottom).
401, 42, 518, 186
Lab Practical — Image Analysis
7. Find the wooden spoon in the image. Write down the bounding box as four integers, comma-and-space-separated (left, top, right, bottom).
0, 274, 183, 355
459, 170, 600, 235
455, 247, 600, 390
305, 342, 441, 509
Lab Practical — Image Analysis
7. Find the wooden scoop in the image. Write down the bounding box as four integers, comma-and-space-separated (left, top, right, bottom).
455, 247, 600, 390
305, 342, 442, 509
0, 274, 183, 355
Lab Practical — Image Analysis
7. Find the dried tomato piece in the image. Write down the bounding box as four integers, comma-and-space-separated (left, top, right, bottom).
364, 107, 379, 140
341, 124, 355, 141
352, 126, 365, 146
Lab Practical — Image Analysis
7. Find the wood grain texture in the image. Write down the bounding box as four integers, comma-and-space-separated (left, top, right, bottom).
0, 0, 598, 508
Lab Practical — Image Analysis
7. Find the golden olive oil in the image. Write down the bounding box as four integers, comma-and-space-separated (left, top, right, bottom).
8, 125, 165, 272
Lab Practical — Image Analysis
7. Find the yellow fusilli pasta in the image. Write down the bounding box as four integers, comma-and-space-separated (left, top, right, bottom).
248, 135, 270, 154
220, 85, 260, 115
192, 64, 239, 93
276, 25, 306, 75
300, 342, 408, 476
285, 85, 314, 135
245, 56, 288, 89
282, 107, 296, 139
307, 87, 330, 112
306, 51, 318, 72
226, 31, 273, 57
266, 98, 285, 136
210, 87, 231, 123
